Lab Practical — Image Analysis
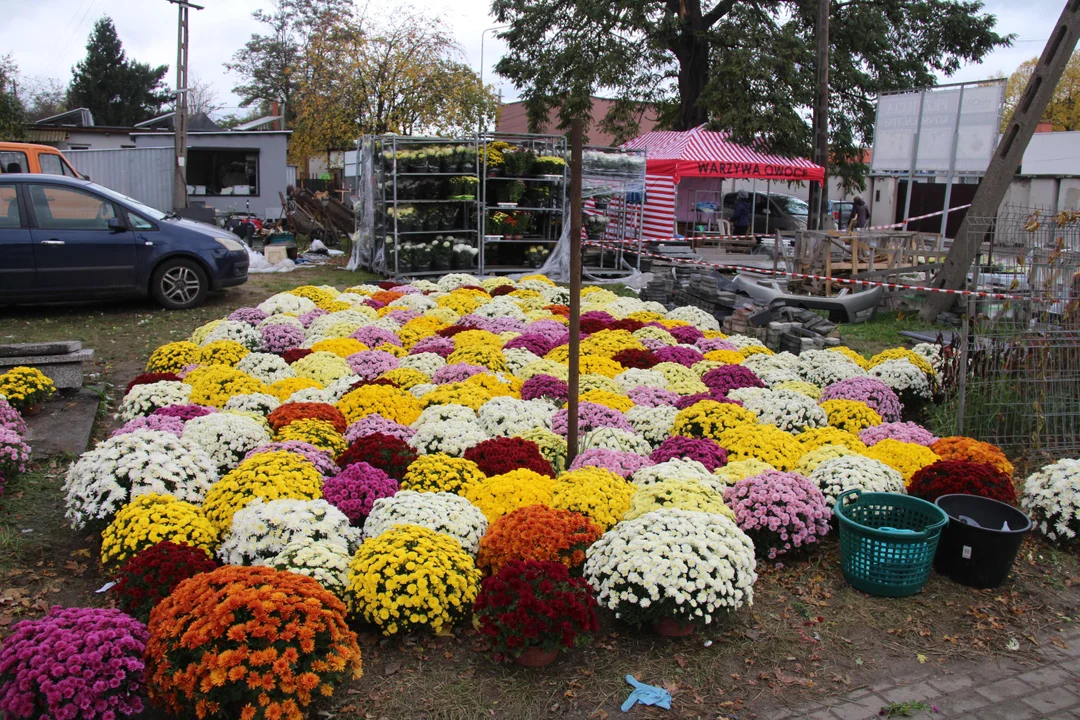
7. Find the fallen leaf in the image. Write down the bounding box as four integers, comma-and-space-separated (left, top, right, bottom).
917, 654, 928, 664
674, 655, 687, 669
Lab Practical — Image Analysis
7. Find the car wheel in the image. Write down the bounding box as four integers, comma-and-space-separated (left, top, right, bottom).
151, 259, 208, 310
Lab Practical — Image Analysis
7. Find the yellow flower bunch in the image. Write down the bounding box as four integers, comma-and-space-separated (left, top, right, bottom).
0, 366, 55, 408
447, 345, 508, 372
624, 479, 735, 522
672, 400, 757, 440
656, 318, 691, 329
437, 292, 483, 316
796, 444, 856, 475
398, 316, 446, 349
481, 277, 513, 292
820, 399, 883, 434
796, 426, 867, 453
426, 307, 461, 326
578, 356, 626, 379
519, 359, 569, 381
868, 348, 935, 378
100, 492, 217, 568
718, 424, 804, 471
579, 374, 620, 394
275, 418, 348, 457
739, 345, 775, 358
627, 310, 666, 324
267, 377, 324, 401
196, 340, 249, 366
702, 329, 729, 339
337, 384, 422, 425
292, 351, 353, 384
310, 338, 368, 358
289, 284, 340, 308
581, 287, 618, 304
632, 326, 677, 347
202, 451, 324, 531
319, 321, 363, 339
864, 439, 940, 483
186, 366, 266, 408
691, 360, 726, 377
226, 410, 271, 433
375, 343, 408, 358
516, 428, 568, 474
452, 329, 503, 350
464, 372, 521, 398
420, 382, 493, 411
775, 380, 823, 399
402, 453, 485, 495
714, 458, 776, 485
652, 362, 708, 395
189, 319, 222, 345
380, 367, 429, 389
520, 273, 554, 285
551, 467, 636, 530
464, 469, 556, 522
576, 390, 634, 413
146, 341, 200, 373
346, 524, 481, 635
581, 330, 645, 358
829, 346, 869, 370
508, 287, 542, 301
324, 300, 355, 313
703, 349, 745, 365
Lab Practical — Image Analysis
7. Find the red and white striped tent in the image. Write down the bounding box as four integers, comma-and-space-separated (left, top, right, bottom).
622, 125, 825, 184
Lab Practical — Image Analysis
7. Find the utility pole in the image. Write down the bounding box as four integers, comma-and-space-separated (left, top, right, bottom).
566, 118, 584, 465
920, 0, 1080, 321
809, 0, 831, 231
167, 0, 204, 212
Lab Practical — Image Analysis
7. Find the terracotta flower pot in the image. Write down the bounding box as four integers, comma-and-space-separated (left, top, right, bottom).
20, 403, 42, 417
652, 616, 696, 637
514, 646, 559, 667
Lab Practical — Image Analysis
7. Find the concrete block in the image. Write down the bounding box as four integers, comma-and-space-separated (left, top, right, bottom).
1016, 664, 1074, 689
827, 693, 887, 720
24, 389, 100, 458
880, 681, 936, 704
927, 673, 975, 694
0, 349, 95, 390
975, 676, 1033, 703
1021, 686, 1080, 714
0, 341, 81, 357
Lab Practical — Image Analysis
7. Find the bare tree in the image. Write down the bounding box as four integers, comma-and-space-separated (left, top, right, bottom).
185, 76, 221, 118
18, 77, 67, 122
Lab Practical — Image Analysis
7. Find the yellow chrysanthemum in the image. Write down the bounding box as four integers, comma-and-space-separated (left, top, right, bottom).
336, 384, 423, 426
147, 341, 200, 373
196, 340, 249, 367
464, 469, 557, 522
310, 338, 368, 358
266, 377, 324, 402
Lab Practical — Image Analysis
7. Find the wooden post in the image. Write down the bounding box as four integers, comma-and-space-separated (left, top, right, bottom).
566, 119, 584, 465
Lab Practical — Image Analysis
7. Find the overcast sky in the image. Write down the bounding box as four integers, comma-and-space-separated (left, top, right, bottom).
2, 0, 1066, 117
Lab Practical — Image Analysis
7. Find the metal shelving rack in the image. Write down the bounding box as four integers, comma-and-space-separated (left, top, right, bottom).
479, 132, 568, 274
581, 146, 647, 276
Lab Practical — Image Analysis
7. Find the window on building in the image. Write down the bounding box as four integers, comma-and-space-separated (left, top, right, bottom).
186, 149, 259, 196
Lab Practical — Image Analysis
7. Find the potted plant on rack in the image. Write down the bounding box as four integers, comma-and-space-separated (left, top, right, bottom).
395, 242, 413, 273
584, 215, 609, 239
431, 236, 454, 272
449, 176, 479, 201
534, 155, 567, 176
473, 560, 598, 667
513, 211, 535, 237
501, 180, 526, 206
502, 149, 536, 177
411, 242, 432, 272
483, 141, 512, 176
593, 193, 611, 210
394, 206, 417, 232
452, 242, 479, 270
489, 211, 514, 238
527, 245, 550, 268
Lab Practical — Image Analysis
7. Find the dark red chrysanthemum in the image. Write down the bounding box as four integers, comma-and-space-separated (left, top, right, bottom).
908, 460, 1017, 505
126, 372, 182, 395
464, 437, 554, 477
280, 348, 314, 364
112, 541, 218, 621
337, 432, 417, 479
612, 348, 660, 369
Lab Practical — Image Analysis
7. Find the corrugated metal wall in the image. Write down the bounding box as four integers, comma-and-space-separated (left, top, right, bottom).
66, 147, 174, 212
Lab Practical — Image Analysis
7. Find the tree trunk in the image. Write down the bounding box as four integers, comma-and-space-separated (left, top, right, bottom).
674, 35, 710, 130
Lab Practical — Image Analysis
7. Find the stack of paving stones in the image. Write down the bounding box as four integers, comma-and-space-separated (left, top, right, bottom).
0, 341, 94, 391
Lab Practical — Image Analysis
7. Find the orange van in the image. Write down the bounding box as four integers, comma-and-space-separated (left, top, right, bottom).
0, 142, 82, 177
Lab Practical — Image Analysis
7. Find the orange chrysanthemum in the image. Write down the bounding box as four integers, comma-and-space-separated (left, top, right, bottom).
931, 436, 1014, 477
476, 504, 603, 575
267, 402, 348, 434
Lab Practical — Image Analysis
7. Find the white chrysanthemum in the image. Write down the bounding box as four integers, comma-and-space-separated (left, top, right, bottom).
1021, 458, 1080, 541
200, 320, 263, 351
633, 458, 723, 491
734, 389, 828, 434
388, 293, 438, 313
413, 403, 476, 428
224, 392, 281, 415
868, 359, 933, 400
911, 342, 945, 373
584, 509, 757, 624
540, 285, 571, 305
726, 334, 768, 350
236, 352, 295, 384
118, 381, 192, 421
797, 349, 866, 386
471, 296, 528, 321
271, 539, 352, 597
666, 306, 721, 332
615, 369, 668, 393
365, 490, 488, 554
579, 427, 651, 455
257, 314, 304, 330
62, 430, 217, 529
436, 273, 482, 292
219, 498, 361, 565
502, 347, 542, 376
625, 405, 679, 447
809, 455, 905, 508
286, 388, 332, 404
409, 419, 489, 456
477, 397, 552, 437
257, 293, 317, 316
182, 413, 271, 472
398, 352, 445, 377
742, 353, 801, 386
409, 383, 438, 398
604, 297, 649, 319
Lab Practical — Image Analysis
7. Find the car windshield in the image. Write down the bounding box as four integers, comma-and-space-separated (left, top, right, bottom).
775, 196, 809, 216
88, 182, 167, 221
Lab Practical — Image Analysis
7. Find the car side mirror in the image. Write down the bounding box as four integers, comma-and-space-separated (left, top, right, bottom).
108, 217, 127, 232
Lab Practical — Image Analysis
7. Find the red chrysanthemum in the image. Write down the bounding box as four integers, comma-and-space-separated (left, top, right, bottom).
112, 541, 218, 621
126, 372, 182, 394
908, 459, 1017, 505
464, 437, 554, 477
337, 432, 417, 479
280, 348, 314, 364
612, 348, 660, 369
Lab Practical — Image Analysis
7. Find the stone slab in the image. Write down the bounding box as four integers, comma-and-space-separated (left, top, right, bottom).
0, 341, 81, 358
0, 350, 95, 390
0, 349, 95, 367
24, 390, 101, 459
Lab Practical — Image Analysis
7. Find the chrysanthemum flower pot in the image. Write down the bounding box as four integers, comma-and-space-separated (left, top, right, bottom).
514, 646, 560, 667
653, 616, 697, 637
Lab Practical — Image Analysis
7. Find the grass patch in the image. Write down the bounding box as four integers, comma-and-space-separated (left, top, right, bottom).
837, 311, 942, 356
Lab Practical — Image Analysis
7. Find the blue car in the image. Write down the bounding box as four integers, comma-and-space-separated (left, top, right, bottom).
0, 175, 248, 310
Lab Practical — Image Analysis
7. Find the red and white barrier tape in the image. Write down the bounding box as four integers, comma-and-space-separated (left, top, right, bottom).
583, 240, 1036, 300
866, 204, 972, 231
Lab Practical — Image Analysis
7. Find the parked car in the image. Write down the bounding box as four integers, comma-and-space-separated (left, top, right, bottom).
0, 142, 82, 177
0, 174, 248, 310
829, 199, 855, 230
721, 192, 809, 233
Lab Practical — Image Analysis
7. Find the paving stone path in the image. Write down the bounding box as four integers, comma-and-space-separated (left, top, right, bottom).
775, 626, 1080, 719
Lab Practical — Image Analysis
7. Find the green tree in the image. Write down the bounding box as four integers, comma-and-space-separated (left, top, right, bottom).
1003, 52, 1080, 131
68, 17, 170, 126
225, 0, 352, 124
492, 0, 1010, 189
0, 54, 26, 140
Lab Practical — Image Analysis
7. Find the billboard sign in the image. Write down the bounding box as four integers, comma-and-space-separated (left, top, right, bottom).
871, 82, 1005, 175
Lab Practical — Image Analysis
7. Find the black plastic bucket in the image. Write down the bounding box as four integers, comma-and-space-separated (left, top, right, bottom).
933, 494, 1032, 589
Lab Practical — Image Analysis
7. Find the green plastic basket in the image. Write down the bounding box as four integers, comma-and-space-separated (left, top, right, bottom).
834, 489, 949, 597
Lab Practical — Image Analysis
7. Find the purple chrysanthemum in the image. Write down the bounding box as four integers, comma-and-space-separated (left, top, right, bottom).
552, 402, 634, 436
111, 414, 186, 438
820, 377, 903, 422
351, 326, 403, 348
520, 374, 570, 404
345, 414, 416, 444
626, 385, 681, 408
346, 350, 400, 381
654, 345, 705, 367
650, 436, 729, 470
569, 448, 654, 477
859, 421, 938, 447
152, 404, 218, 421
432, 363, 488, 384
227, 307, 269, 326
322, 461, 399, 523
259, 323, 306, 353
702, 365, 765, 395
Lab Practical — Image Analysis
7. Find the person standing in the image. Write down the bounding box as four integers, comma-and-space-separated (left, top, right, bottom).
848, 196, 870, 231
733, 191, 752, 235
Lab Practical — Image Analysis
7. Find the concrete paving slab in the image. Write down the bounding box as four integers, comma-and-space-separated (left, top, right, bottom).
24, 390, 101, 459
0, 341, 81, 357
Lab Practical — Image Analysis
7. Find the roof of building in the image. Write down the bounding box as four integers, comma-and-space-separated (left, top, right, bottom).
496, 97, 659, 147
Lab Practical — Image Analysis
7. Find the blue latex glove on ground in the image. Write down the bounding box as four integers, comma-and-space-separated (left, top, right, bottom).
621, 675, 672, 712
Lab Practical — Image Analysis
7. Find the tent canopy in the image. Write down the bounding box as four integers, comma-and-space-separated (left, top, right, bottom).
622, 125, 824, 185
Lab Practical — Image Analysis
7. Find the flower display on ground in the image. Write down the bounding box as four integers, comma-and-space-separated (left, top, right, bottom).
235, 352, 294, 384
725, 471, 831, 559
820, 398, 883, 434
185, 365, 265, 408
182, 412, 271, 473
63, 429, 218, 530
111, 541, 219, 621
735, 388, 828, 433
218, 497, 360, 565
649, 435, 728, 471
345, 414, 415, 444
795, 426, 868, 453
672, 399, 757, 440
797, 350, 866, 387
1021, 458, 1080, 541
152, 403, 216, 421
118, 380, 192, 420
0, 366, 56, 411
271, 538, 353, 598
0, 606, 148, 720
346, 524, 481, 635
819, 377, 903, 423
476, 504, 602, 574
463, 436, 553, 477
201, 451, 324, 532
268, 401, 348, 434
863, 439, 940, 483
569, 447, 654, 477
930, 436, 1014, 477
0, 426, 31, 486
336, 383, 423, 426
860, 421, 938, 447
796, 443, 856, 475
100, 492, 218, 567
584, 509, 757, 625
808, 455, 906, 507
868, 359, 935, 402
275, 417, 348, 456
364, 490, 488, 554
713, 458, 777, 485
908, 459, 1017, 505
337, 432, 418, 480
474, 560, 599, 661
146, 566, 362, 719
718, 424, 804, 471
146, 341, 200, 374
224, 392, 281, 415
550, 467, 637, 530
321, 462, 399, 524
464, 468, 557, 522
625, 478, 735, 521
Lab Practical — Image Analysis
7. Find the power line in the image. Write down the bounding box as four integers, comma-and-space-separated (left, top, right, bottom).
49, 0, 100, 76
